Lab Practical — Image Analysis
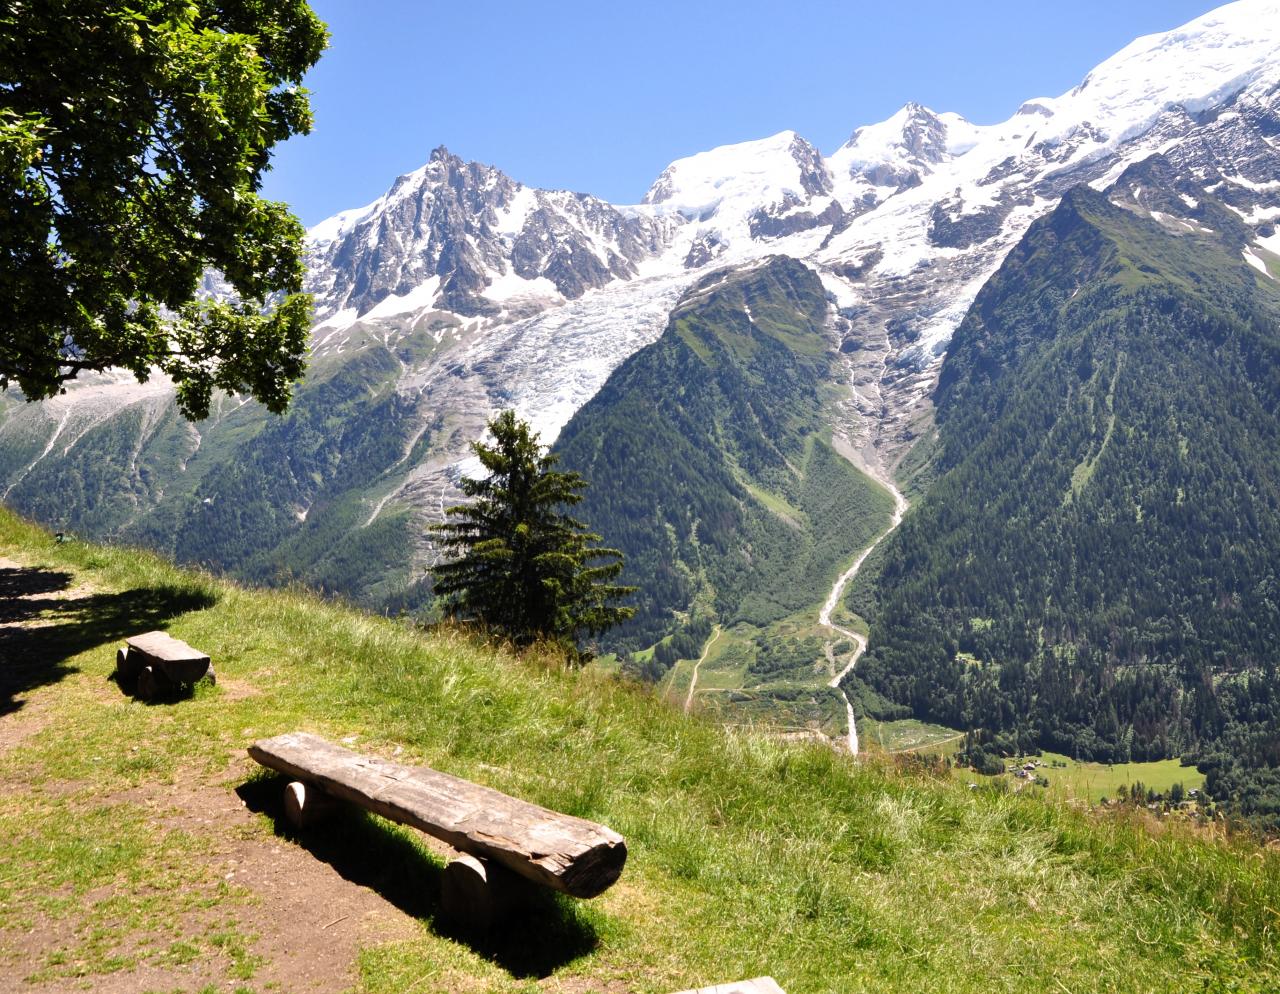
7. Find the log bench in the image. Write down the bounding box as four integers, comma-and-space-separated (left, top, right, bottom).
247, 731, 627, 929
115, 630, 213, 701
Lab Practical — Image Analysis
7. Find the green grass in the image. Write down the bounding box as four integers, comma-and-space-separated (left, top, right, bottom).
665, 609, 852, 734
947, 752, 1207, 806
741, 480, 804, 528
1, 508, 1279, 993
1001, 752, 1207, 804
867, 719, 966, 755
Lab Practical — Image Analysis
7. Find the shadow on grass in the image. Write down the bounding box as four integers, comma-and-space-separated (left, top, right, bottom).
0, 563, 217, 716
236, 772, 601, 978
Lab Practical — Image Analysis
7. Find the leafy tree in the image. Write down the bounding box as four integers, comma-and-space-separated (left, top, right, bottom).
431, 410, 635, 657
0, 0, 327, 418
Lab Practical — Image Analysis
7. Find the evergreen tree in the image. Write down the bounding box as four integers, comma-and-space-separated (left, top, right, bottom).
431, 411, 635, 657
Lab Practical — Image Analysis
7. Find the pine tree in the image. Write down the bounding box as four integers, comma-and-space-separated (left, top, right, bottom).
430, 411, 635, 657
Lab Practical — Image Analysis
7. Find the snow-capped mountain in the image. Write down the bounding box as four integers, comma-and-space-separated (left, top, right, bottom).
297, 0, 1280, 477
306, 146, 677, 324
3, 0, 1279, 607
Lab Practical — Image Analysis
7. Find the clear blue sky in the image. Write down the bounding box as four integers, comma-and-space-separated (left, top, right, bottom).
262, 0, 1224, 227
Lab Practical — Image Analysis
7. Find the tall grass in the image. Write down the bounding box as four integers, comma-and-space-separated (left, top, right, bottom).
1, 508, 1277, 993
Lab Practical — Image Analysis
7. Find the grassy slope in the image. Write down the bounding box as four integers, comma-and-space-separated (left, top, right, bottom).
1, 509, 1278, 994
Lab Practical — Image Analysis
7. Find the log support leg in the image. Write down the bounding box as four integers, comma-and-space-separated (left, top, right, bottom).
135, 664, 176, 702
115, 646, 144, 686
441, 853, 539, 931
282, 780, 339, 830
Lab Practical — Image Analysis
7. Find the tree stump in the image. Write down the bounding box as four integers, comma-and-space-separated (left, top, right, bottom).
282, 780, 338, 830
115, 646, 144, 685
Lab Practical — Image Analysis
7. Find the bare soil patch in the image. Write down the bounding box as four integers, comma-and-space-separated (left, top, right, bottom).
6, 758, 421, 994
0, 553, 420, 993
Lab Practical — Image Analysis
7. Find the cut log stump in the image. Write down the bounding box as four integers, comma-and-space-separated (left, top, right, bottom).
282, 780, 339, 830
248, 732, 627, 899
135, 665, 177, 703
118, 631, 211, 699
115, 646, 144, 684
441, 852, 536, 931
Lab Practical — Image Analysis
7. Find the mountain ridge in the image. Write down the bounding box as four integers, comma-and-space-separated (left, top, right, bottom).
3, 0, 1280, 616
851, 154, 1280, 825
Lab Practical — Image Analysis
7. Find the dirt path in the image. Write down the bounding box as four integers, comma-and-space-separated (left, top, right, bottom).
0, 554, 421, 994
818, 473, 909, 755
683, 625, 723, 713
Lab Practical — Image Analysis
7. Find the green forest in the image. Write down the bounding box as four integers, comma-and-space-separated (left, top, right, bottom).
853, 158, 1280, 829
554, 256, 893, 657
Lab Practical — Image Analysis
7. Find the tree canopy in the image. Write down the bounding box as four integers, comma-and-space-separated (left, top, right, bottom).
431, 411, 635, 656
0, 0, 327, 419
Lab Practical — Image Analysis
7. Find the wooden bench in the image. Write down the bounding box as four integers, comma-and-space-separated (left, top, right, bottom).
115, 630, 213, 701
247, 731, 627, 928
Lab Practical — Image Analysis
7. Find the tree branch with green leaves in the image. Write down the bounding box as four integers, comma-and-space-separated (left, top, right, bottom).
0, 0, 328, 418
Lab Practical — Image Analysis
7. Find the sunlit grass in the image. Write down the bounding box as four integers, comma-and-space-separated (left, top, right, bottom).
1, 508, 1278, 993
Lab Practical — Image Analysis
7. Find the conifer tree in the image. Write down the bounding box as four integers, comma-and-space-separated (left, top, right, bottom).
431, 411, 635, 657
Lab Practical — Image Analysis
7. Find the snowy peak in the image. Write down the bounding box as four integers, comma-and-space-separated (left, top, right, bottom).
1071, 0, 1280, 113
642, 130, 831, 210
305, 146, 675, 327
639, 131, 841, 269
1008, 0, 1280, 174
828, 102, 981, 192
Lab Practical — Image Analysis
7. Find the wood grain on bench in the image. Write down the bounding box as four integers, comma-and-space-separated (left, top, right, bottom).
248, 731, 626, 898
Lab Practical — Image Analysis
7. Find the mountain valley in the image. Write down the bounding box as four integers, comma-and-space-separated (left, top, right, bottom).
3, 2, 1280, 820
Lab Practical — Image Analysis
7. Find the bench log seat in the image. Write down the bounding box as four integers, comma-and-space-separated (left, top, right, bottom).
116, 631, 212, 699
248, 731, 627, 900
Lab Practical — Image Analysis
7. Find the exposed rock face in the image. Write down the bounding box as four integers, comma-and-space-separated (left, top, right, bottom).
307, 147, 676, 320
749, 197, 845, 241
4, 3, 1280, 610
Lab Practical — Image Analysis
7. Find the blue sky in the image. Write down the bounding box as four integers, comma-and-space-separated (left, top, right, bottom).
262, 0, 1223, 227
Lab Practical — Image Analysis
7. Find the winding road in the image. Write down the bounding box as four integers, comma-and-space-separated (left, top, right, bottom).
818, 479, 909, 755
684, 625, 723, 713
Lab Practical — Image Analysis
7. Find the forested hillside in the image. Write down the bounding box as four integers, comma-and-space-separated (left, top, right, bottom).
853, 157, 1280, 828
554, 256, 894, 652
3, 341, 434, 612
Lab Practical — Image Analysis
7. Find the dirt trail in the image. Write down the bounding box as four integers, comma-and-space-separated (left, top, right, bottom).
0, 555, 419, 993
817, 476, 909, 755
683, 625, 723, 713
